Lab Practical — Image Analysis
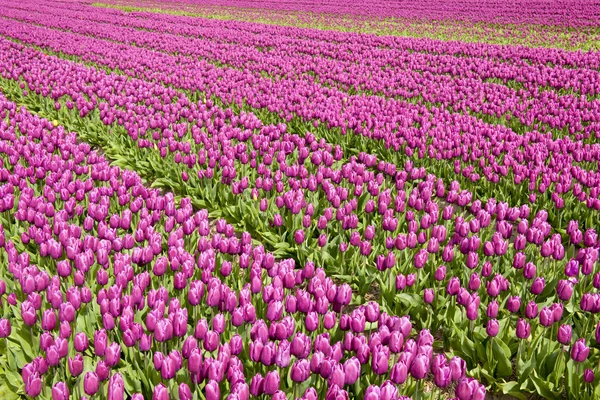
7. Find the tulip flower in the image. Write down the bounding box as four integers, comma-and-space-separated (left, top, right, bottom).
84, 371, 100, 396
584, 369, 595, 383
52, 382, 69, 400
572, 339, 590, 362
558, 324, 572, 345
68, 354, 84, 377
486, 319, 499, 337
291, 359, 310, 382
153, 383, 169, 400
456, 378, 486, 400
410, 353, 430, 379
0, 319, 11, 338
25, 372, 42, 397
390, 361, 408, 384
516, 319, 531, 340
206, 380, 220, 400
107, 373, 125, 400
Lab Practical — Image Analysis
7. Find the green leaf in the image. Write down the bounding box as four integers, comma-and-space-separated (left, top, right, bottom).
517, 348, 536, 379
120, 366, 143, 394
530, 371, 560, 399
8, 336, 30, 369
497, 381, 527, 400
565, 359, 579, 398
492, 339, 513, 377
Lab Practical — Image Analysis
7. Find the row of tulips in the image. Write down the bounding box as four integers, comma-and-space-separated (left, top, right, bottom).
0, 88, 485, 399
90, 0, 600, 51
2, 2, 600, 231
13, 1, 600, 103
96, 0, 600, 27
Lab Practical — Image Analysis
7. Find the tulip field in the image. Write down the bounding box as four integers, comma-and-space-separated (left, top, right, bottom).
1, 0, 600, 399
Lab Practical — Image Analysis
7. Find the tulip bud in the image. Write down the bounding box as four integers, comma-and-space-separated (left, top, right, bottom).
107, 372, 125, 400
449, 357, 466, 381
153, 383, 169, 400
557, 280, 573, 301
52, 382, 69, 400
206, 380, 220, 400
291, 359, 310, 382
486, 319, 499, 337
68, 354, 84, 377
516, 319, 531, 339
424, 289, 434, 304
263, 370, 280, 395
0, 319, 11, 338
584, 369, 595, 383
525, 301, 538, 319
84, 372, 100, 396
558, 324, 572, 345
410, 353, 430, 379
506, 296, 521, 313
572, 338, 590, 362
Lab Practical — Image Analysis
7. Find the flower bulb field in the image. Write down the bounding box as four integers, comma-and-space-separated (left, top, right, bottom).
1, 0, 600, 399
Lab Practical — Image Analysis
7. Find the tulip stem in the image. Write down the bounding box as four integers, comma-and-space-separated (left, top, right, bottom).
75, 375, 81, 399
556, 349, 564, 388
517, 340, 523, 371
4, 338, 9, 368
414, 379, 421, 400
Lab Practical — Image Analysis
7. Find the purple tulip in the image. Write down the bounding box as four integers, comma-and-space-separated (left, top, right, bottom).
486, 319, 499, 337
343, 357, 360, 385
456, 378, 486, 400
84, 372, 100, 396
530, 277, 545, 295
94, 329, 108, 356
107, 372, 125, 400
0, 319, 11, 338
74, 332, 89, 352
68, 354, 84, 377
410, 353, 430, 379
52, 382, 69, 400
294, 229, 305, 244
96, 360, 110, 381
206, 380, 220, 400
572, 338, 590, 362
434, 266, 446, 281
449, 357, 466, 381
506, 296, 521, 313
557, 280, 573, 301
558, 324, 572, 345
25, 372, 42, 397
263, 370, 280, 395
153, 383, 169, 400
525, 301, 538, 319
424, 289, 434, 304
291, 359, 310, 382
105, 342, 122, 367
516, 319, 531, 339
584, 369, 595, 383
372, 345, 390, 375
390, 360, 408, 384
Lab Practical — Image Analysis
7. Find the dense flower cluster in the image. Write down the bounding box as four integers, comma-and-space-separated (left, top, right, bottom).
0, 92, 481, 398
94, 0, 600, 50
2, 0, 600, 230
0, 0, 598, 399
